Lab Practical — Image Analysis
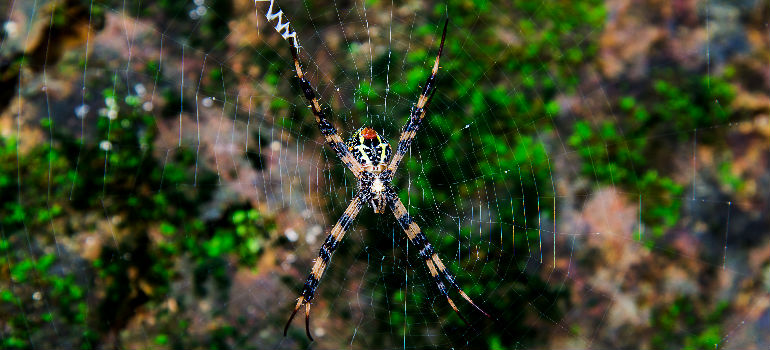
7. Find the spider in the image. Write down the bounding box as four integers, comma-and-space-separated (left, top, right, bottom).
282, 18, 490, 341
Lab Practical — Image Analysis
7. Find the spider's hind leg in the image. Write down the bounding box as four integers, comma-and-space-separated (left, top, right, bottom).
283, 196, 364, 341
416, 230, 491, 320
389, 197, 491, 322
429, 253, 491, 318
283, 293, 314, 341
283, 295, 315, 341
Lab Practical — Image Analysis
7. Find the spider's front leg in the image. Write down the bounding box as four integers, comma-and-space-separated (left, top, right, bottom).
388, 194, 491, 323
284, 196, 364, 341
288, 44, 364, 178
386, 18, 449, 175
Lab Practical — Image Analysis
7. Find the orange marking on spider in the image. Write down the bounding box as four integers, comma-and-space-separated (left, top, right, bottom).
361, 127, 378, 139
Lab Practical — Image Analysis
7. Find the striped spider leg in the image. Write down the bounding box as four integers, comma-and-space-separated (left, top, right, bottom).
389, 195, 490, 324
283, 196, 364, 341
283, 17, 487, 341
288, 43, 364, 178
283, 42, 368, 340
382, 20, 490, 322
384, 18, 449, 177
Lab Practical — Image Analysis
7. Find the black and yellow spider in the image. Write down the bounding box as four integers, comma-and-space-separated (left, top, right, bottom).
283, 19, 489, 340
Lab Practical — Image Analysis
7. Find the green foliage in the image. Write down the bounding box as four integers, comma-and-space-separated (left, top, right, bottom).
718, 159, 746, 193
193, 206, 273, 294
0, 74, 273, 348
568, 71, 734, 237
651, 297, 729, 349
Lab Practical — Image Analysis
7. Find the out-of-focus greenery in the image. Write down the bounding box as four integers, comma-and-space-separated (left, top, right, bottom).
0, 72, 273, 348
568, 71, 735, 238
651, 297, 730, 350
0, 0, 754, 348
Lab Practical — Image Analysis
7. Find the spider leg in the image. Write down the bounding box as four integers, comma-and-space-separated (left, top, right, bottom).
288, 43, 363, 177
386, 18, 449, 176
389, 196, 491, 322
284, 196, 364, 341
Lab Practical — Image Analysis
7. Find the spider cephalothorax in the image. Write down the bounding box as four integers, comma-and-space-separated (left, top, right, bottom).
280, 18, 489, 341
346, 127, 392, 173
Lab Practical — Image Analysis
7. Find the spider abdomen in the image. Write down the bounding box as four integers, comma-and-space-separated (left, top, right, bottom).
346, 127, 392, 173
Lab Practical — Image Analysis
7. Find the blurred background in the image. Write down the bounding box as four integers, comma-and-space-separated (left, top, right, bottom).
1, 0, 768, 348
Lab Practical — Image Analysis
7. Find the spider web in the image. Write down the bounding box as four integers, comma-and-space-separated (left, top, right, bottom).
1, 0, 769, 349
